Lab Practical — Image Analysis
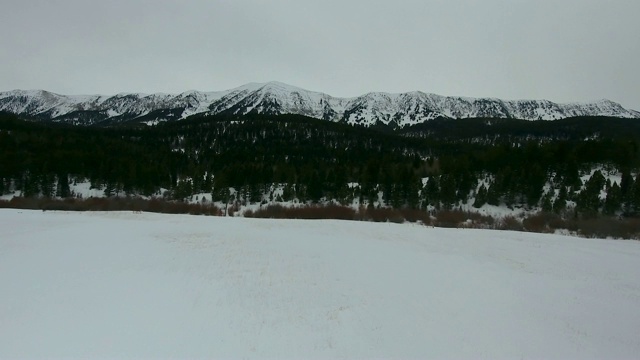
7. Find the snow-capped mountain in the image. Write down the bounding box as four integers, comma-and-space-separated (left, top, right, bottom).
1, 81, 638, 127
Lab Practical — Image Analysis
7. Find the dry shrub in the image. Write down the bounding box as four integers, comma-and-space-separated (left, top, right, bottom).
244, 205, 284, 218
434, 210, 467, 228
315, 204, 357, 220
3, 195, 637, 239
465, 212, 495, 228
577, 217, 640, 239
243, 209, 255, 217
247, 202, 640, 239
497, 215, 524, 231
147, 198, 166, 213
399, 208, 432, 225
562, 218, 581, 233
227, 202, 240, 217
624, 218, 640, 239
247, 204, 287, 218
0, 196, 221, 216
359, 207, 405, 223
4, 197, 41, 209
298, 204, 356, 220
522, 213, 548, 233
522, 212, 560, 233
548, 216, 568, 231
246, 204, 434, 224
40, 198, 81, 211
246, 204, 357, 220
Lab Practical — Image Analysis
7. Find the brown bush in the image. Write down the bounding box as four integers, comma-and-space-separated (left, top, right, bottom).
3, 197, 41, 209
497, 215, 524, 231
434, 210, 467, 228
523, 212, 560, 233
245, 204, 288, 219
246, 204, 357, 220
399, 208, 432, 225
577, 217, 640, 239
227, 202, 240, 217
0, 196, 221, 216
465, 212, 495, 228
548, 216, 568, 231
41, 198, 81, 211
359, 207, 405, 223
562, 218, 581, 233
2, 196, 637, 239
243, 209, 255, 217
246, 204, 434, 224
624, 218, 640, 239
309, 204, 356, 220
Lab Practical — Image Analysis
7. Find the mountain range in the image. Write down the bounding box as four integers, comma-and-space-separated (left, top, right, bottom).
1, 81, 638, 128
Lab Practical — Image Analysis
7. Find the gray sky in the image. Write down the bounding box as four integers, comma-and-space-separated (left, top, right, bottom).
1, 0, 638, 110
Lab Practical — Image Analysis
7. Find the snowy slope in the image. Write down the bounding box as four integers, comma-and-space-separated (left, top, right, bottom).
1, 210, 640, 358
1, 82, 639, 127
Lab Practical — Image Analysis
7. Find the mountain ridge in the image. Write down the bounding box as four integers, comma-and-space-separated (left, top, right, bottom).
1, 81, 638, 127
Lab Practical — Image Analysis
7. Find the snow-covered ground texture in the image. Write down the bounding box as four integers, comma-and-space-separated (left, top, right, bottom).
1, 210, 639, 359
1, 81, 638, 127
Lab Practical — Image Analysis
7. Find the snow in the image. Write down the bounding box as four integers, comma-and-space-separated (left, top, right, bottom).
68, 180, 112, 198
1, 209, 639, 358
105, 109, 121, 117
141, 119, 168, 126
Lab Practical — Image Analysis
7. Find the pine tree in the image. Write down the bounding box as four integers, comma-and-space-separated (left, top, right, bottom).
104, 181, 116, 198
423, 176, 439, 208
576, 170, 605, 215
39, 174, 56, 198
473, 185, 487, 208
56, 173, 71, 198
281, 184, 293, 202
629, 175, 640, 215
486, 182, 500, 206
307, 171, 323, 203
439, 174, 457, 209
604, 182, 622, 215
22, 172, 40, 197
405, 180, 420, 209
249, 183, 262, 204
620, 170, 633, 213
525, 165, 546, 208
553, 186, 567, 214
538, 191, 552, 212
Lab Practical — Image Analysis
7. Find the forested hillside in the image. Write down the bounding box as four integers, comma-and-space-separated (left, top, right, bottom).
1, 112, 640, 221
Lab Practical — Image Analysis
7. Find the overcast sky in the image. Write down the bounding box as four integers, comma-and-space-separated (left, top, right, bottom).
1, 0, 638, 110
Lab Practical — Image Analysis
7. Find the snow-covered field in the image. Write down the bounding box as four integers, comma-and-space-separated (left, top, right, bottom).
1, 210, 639, 358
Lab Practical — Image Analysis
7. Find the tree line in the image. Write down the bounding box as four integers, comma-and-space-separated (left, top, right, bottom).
1, 112, 639, 218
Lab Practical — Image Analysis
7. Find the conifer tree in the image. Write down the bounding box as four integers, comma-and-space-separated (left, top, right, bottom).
56, 173, 71, 198
577, 170, 605, 215
629, 175, 640, 215
553, 186, 567, 214
473, 185, 487, 208
423, 176, 439, 208
541, 191, 553, 212
604, 182, 622, 215
486, 183, 500, 206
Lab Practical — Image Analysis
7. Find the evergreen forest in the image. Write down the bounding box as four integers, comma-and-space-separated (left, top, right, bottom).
2, 111, 640, 223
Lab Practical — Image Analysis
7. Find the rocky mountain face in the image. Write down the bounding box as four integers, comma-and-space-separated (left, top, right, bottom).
1, 81, 638, 128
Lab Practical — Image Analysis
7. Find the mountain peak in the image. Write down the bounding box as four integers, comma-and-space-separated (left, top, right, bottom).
1, 82, 638, 127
